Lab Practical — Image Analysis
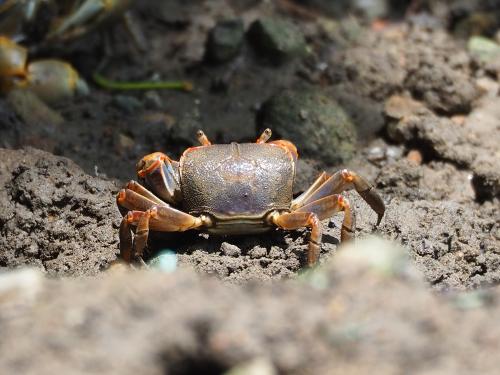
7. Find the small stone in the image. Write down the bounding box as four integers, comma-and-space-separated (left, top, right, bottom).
332, 235, 422, 280
225, 357, 277, 375
259, 89, 356, 164
112, 95, 144, 114
144, 90, 163, 110
249, 246, 267, 259
268, 246, 283, 259
467, 36, 500, 63
205, 19, 244, 64
148, 249, 178, 273
384, 95, 426, 119
7, 89, 64, 126
385, 146, 403, 160
221, 242, 241, 257
406, 149, 423, 165
366, 146, 385, 163
118, 133, 135, 151
248, 18, 307, 65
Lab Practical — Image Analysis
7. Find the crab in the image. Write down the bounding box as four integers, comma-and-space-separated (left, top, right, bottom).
0, 36, 89, 104
0, 0, 133, 43
116, 129, 385, 266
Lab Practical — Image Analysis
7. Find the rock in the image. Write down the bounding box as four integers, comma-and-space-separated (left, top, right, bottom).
384, 95, 427, 119
258, 89, 357, 164
221, 242, 241, 257
472, 161, 500, 201
248, 18, 307, 65
468, 36, 500, 63
269, 246, 283, 259
148, 249, 178, 273
205, 19, 244, 63
386, 111, 476, 167
406, 149, 423, 165
144, 90, 163, 110
248, 246, 267, 259
0, 148, 120, 276
329, 236, 421, 280
405, 60, 479, 114
226, 358, 277, 375
329, 47, 405, 101
6, 89, 64, 126
112, 95, 144, 114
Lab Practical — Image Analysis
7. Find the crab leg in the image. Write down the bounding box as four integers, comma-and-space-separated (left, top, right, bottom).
119, 209, 154, 263
117, 188, 162, 212
271, 211, 321, 266
292, 169, 385, 225
124, 180, 166, 206
291, 172, 329, 210
119, 215, 133, 263
295, 194, 355, 242
119, 205, 204, 264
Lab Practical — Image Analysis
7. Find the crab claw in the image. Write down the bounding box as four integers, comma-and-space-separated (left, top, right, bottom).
341, 169, 385, 226
136, 152, 181, 205
359, 187, 385, 226
25, 59, 89, 104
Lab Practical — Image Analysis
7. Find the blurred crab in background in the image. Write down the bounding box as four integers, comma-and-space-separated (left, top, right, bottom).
0, 0, 133, 43
0, 0, 134, 103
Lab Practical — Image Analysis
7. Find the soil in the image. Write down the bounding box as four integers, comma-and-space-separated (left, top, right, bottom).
0, 1, 499, 374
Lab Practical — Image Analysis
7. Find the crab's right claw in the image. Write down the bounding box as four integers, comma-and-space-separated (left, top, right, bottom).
359, 187, 385, 226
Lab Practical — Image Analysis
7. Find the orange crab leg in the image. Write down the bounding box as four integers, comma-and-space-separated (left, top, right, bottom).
271, 211, 321, 266
292, 169, 385, 225
291, 172, 329, 210
296, 194, 355, 242
124, 180, 166, 206
117, 188, 163, 212
119, 206, 205, 264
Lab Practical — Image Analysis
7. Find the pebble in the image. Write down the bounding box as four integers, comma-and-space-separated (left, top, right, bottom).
248, 17, 307, 65
249, 246, 267, 259
205, 19, 244, 63
467, 36, 500, 63
221, 242, 241, 257
406, 149, 423, 165
112, 95, 144, 114
268, 246, 283, 259
148, 249, 178, 273
259, 89, 356, 164
144, 90, 163, 110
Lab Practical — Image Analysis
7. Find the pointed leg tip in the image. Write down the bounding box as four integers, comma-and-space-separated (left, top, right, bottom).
376, 212, 384, 226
